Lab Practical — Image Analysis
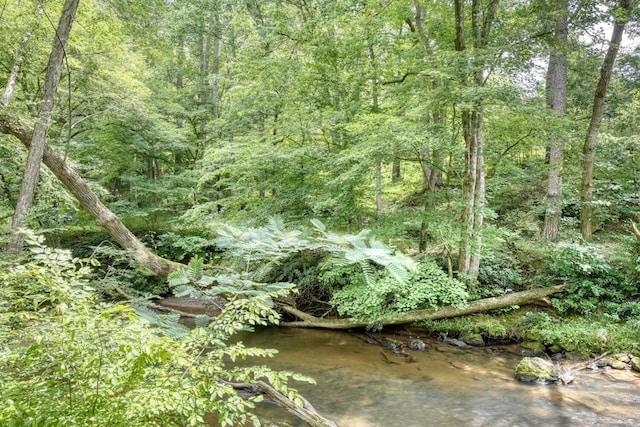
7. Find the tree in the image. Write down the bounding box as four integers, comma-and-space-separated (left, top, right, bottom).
455, 0, 499, 283
1, 4, 42, 107
0, 108, 181, 275
579, 0, 633, 239
542, 0, 569, 240
7, 0, 80, 253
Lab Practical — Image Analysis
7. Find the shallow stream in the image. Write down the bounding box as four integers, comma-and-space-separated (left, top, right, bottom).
238, 327, 640, 426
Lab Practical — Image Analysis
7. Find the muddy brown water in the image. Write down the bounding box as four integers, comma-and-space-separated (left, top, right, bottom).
160, 298, 640, 426
233, 327, 640, 427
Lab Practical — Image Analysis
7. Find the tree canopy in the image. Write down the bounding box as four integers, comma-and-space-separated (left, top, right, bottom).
2, 1, 640, 425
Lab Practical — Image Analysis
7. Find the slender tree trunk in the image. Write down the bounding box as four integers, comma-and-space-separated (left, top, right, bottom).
458, 111, 477, 277
391, 158, 401, 182
580, 0, 631, 239
376, 160, 383, 220
543, 0, 569, 240
369, 44, 383, 221
632, 221, 640, 282
455, 0, 471, 276
1, 6, 42, 107
197, 27, 210, 151
211, 18, 221, 122
7, 0, 80, 253
454, 0, 497, 283
470, 119, 485, 277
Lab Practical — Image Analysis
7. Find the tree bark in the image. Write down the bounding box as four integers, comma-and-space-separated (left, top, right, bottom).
198, 25, 210, 146
376, 160, 383, 220
580, 0, 631, 239
228, 381, 338, 427
542, 0, 569, 241
280, 285, 567, 329
211, 15, 221, 123
369, 44, 383, 221
455, 0, 498, 283
7, 0, 80, 253
470, 129, 485, 277
391, 158, 401, 182
0, 108, 182, 276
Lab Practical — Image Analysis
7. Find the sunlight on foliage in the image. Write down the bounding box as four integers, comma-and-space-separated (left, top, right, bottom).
0, 233, 313, 426
330, 259, 468, 330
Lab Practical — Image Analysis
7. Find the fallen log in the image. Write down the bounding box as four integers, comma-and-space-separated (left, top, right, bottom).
1, 108, 182, 277
227, 380, 338, 427
280, 285, 567, 329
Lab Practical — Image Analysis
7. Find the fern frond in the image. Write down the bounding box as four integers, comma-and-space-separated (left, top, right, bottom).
359, 261, 376, 286
310, 218, 326, 233
173, 285, 201, 298
386, 262, 410, 286
168, 269, 190, 287
188, 255, 204, 279
253, 262, 277, 282
194, 314, 211, 328
268, 216, 286, 233
134, 304, 191, 340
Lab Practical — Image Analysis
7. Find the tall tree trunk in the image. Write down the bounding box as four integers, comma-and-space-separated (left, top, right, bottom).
391, 158, 401, 182
376, 160, 383, 220
369, 43, 383, 221
7, 0, 80, 253
197, 27, 211, 151
580, 0, 631, 239
542, 0, 569, 240
212, 19, 221, 123
458, 110, 477, 277
455, 0, 497, 283
470, 119, 485, 277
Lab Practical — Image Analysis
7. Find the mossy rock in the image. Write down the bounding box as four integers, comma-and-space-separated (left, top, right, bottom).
515, 357, 559, 384
460, 332, 485, 347
596, 356, 629, 370
407, 338, 427, 351
614, 353, 631, 363
631, 357, 640, 372
520, 340, 546, 355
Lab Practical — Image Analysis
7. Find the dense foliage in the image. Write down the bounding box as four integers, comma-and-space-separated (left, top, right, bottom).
1, 0, 640, 420
330, 259, 468, 328
0, 234, 312, 426
167, 218, 423, 328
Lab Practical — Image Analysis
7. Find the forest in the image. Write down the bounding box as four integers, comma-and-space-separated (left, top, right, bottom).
1, 0, 640, 425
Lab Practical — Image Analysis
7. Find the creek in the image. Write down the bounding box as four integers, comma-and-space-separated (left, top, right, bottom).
236, 327, 640, 427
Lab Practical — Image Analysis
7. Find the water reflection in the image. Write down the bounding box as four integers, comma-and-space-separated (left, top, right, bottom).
237, 327, 640, 426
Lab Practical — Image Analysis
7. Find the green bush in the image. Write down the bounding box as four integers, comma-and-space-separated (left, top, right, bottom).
520, 311, 640, 356
547, 242, 628, 316
330, 259, 468, 329
477, 249, 525, 298
0, 233, 312, 426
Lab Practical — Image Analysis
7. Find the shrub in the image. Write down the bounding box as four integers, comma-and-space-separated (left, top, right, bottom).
0, 233, 312, 426
477, 249, 524, 298
330, 259, 468, 329
520, 311, 640, 356
547, 242, 627, 316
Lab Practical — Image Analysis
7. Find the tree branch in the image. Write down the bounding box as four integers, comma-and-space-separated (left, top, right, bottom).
226, 380, 338, 427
